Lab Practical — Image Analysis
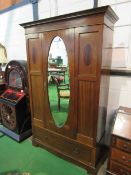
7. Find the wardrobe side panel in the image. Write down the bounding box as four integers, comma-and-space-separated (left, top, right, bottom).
27, 35, 45, 127
97, 25, 114, 143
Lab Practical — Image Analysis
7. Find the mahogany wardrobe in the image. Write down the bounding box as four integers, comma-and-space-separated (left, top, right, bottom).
21, 6, 118, 175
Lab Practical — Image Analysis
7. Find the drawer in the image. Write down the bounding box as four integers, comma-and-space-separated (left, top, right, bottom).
113, 138, 131, 153
34, 126, 96, 165
111, 148, 131, 168
109, 160, 131, 175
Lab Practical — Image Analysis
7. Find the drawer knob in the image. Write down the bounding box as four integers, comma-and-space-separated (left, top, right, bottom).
73, 148, 80, 154
122, 156, 126, 161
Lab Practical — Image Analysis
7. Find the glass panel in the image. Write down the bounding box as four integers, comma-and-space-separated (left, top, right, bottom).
48, 36, 70, 128
9, 69, 22, 88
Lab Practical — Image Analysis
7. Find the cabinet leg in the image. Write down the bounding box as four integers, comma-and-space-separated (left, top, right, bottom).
32, 138, 39, 147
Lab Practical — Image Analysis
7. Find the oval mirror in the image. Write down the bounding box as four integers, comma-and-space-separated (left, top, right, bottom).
48, 36, 70, 128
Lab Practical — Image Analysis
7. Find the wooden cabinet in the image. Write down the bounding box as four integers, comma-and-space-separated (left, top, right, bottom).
21, 6, 118, 174
107, 107, 131, 175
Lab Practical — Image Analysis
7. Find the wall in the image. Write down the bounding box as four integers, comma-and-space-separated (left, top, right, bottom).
38, 0, 94, 18
0, 0, 131, 145
99, 0, 131, 68
0, 2, 33, 61
0, 0, 94, 61
98, 0, 131, 144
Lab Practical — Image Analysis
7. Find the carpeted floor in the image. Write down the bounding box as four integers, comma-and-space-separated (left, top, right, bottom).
0, 133, 88, 175
48, 84, 69, 127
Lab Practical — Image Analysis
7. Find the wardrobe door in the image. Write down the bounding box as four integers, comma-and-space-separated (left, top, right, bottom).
26, 34, 45, 129
75, 26, 102, 146
42, 29, 77, 138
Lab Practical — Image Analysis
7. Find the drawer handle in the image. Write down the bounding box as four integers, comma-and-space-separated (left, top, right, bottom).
124, 159, 131, 163
128, 159, 131, 163
44, 136, 48, 140
123, 144, 128, 149
126, 172, 130, 175
121, 156, 131, 163
73, 148, 80, 154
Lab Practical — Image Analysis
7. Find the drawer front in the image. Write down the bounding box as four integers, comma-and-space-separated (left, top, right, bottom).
111, 148, 131, 167
34, 126, 96, 165
115, 137, 131, 153
109, 160, 131, 175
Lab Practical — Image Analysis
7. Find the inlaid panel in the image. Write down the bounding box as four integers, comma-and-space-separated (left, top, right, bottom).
78, 31, 99, 77
28, 37, 43, 72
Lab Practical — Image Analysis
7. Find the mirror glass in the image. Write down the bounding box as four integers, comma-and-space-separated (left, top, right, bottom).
48, 36, 70, 128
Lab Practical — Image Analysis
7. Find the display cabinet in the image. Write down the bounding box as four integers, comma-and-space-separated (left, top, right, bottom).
21, 6, 118, 174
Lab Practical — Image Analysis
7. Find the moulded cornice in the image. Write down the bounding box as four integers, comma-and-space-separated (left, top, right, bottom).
20, 5, 118, 28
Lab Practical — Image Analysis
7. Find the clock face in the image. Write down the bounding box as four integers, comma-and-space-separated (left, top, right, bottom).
9, 70, 22, 88
1, 104, 16, 130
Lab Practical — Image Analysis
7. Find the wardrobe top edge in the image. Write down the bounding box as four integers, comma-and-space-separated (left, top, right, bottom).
20, 5, 118, 28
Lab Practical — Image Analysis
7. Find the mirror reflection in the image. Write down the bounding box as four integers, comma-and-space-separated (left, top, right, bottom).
48, 36, 70, 128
